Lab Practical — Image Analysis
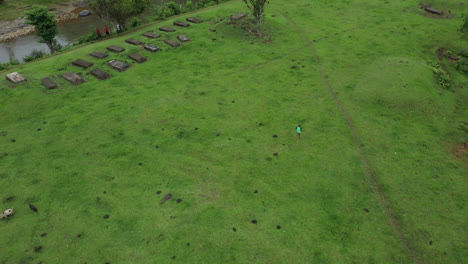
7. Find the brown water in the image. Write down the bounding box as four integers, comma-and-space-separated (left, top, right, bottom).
0, 0, 201, 63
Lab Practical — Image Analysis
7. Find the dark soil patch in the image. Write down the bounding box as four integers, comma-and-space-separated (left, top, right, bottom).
364, 208, 369, 212
172, 256, 176, 259
162, 128, 165, 131
155, 145, 159, 149
163, 193, 173, 202
11, 139, 16, 143
273, 153, 278, 156
259, 123, 263, 126
176, 198, 182, 203
254, 190, 258, 193
276, 225, 281, 229
5, 196, 14, 202
77, 233, 83, 238
41, 233, 47, 237
37, 128, 41, 131
157, 191, 161, 194
272, 134, 278, 138
232, 100, 235, 103
228, 138, 231, 140
34, 246, 43, 253
195, 127, 198, 130
430, 240, 433, 245
119, 132, 124, 135
139, 163, 143, 166
251, 220, 257, 224
103, 214, 109, 219
103, 191, 107, 194
232, 227, 237, 232
216, 133, 220, 136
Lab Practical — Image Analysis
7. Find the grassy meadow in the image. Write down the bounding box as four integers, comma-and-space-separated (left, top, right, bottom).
0, 0, 467, 263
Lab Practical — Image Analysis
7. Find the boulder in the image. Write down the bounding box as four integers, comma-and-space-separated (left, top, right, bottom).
72, 59, 94, 69
128, 52, 147, 63
164, 39, 180, 48
159, 26, 176, 32
174, 21, 190, 27
90, 68, 111, 80
107, 60, 130, 72
143, 32, 161, 39
41, 77, 57, 89
125, 38, 143, 45
5, 72, 26, 84
62, 72, 85, 85
79, 10, 91, 17
144, 44, 162, 53
230, 12, 248, 21
177, 35, 191, 42
186, 17, 203, 23
90, 51, 108, 59
107, 45, 125, 53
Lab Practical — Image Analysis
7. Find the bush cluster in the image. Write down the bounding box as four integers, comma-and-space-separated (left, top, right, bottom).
23, 49, 46, 62
432, 64, 452, 89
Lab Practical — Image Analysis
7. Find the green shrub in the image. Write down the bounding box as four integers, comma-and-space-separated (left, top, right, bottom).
0, 63, 9, 71
166, 1, 181, 16
460, 14, 468, 38
9, 57, 20, 66
456, 58, 468, 75
185, 0, 193, 11
432, 64, 452, 89
131, 17, 142, 27
23, 49, 46, 63
76, 31, 98, 44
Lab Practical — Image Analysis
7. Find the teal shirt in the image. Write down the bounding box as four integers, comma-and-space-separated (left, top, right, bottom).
297, 126, 302, 133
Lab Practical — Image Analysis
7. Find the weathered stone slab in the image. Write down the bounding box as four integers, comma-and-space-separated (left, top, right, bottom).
62, 72, 85, 85
107, 60, 130, 72
231, 12, 248, 21
79, 10, 91, 17
186, 17, 203, 23
159, 26, 176, 32
128, 52, 147, 63
90, 68, 111, 80
72, 59, 94, 69
5, 72, 26, 84
90, 51, 108, 59
41, 77, 57, 89
424, 7, 443, 15
143, 32, 161, 39
144, 44, 162, 53
107, 45, 125, 53
164, 39, 180, 48
177, 35, 191, 42
174, 21, 190, 27
125, 38, 143, 45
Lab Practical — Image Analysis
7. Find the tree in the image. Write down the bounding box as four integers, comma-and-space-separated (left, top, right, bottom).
243, 0, 270, 28
87, 0, 151, 31
25, 6, 58, 54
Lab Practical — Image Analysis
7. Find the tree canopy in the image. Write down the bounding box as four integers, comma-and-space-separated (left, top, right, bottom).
87, 0, 151, 31
25, 5, 59, 54
243, 0, 270, 28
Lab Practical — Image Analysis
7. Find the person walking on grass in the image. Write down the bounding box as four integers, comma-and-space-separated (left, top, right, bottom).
296, 124, 302, 143
105, 25, 110, 38
96, 28, 102, 40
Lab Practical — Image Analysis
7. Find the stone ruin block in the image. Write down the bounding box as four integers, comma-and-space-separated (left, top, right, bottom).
143, 32, 161, 39
164, 39, 180, 48
5, 72, 26, 84
125, 38, 144, 45
186, 17, 203, 24
423, 7, 443, 15
41, 77, 57, 89
128, 52, 147, 63
62, 72, 85, 85
144, 44, 162, 53
174, 21, 190, 27
107, 45, 125, 53
72, 59, 94, 69
90, 68, 111, 80
159, 26, 176, 32
230, 12, 248, 21
107, 60, 130, 72
90, 51, 108, 59
177, 35, 191, 42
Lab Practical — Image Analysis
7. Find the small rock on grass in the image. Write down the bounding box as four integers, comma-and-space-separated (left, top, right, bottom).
276, 225, 281, 229
251, 220, 257, 224
104, 214, 109, 219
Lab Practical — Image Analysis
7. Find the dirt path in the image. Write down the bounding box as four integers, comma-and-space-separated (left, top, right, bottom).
272, 8, 421, 264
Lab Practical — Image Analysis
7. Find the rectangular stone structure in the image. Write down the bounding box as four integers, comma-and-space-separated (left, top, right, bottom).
144, 44, 162, 53
107, 60, 130, 72
186, 17, 203, 23
90, 51, 108, 59
125, 38, 143, 45
128, 52, 147, 63
107, 45, 125, 53
174, 21, 190, 27
62, 72, 85, 85
5, 72, 26, 84
164, 39, 180, 48
159, 26, 176, 32
424, 7, 443, 15
90, 68, 111, 80
41, 77, 57, 89
177, 35, 191, 42
72, 59, 94, 69
143, 32, 161, 39
230, 12, 248, 21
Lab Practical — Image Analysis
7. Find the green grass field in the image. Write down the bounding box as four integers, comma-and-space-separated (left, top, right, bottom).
1, 0, 467, 263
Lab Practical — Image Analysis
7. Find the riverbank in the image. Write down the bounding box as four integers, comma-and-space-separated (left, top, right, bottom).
0, 0, 87, 42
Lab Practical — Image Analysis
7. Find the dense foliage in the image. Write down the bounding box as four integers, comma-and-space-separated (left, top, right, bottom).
87, 0, 151, 31
25, 5, 59, 54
